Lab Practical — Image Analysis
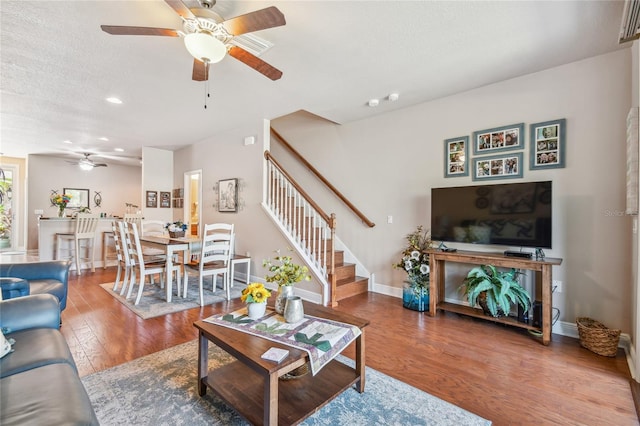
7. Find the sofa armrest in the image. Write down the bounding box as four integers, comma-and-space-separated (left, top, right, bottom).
0, 277, 30, 299
0, 294, 61, 334
0, 261, 71, 284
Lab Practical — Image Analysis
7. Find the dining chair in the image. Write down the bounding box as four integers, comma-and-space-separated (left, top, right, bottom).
111, 221, 133, 295
141, 220, 166, 237
185, 223, 234, 306
140, 219, 168, 259
55, 213, 100, 274
123, 213, 142, 228
125, 222, 181, 305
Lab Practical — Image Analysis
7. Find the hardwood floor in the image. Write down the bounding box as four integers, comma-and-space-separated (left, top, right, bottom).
63, 267, 638, 425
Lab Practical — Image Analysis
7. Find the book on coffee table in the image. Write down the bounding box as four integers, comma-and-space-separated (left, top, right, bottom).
261, 347, 289, 363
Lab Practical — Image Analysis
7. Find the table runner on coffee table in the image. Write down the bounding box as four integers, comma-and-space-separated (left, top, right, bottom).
203, 307, 361, 375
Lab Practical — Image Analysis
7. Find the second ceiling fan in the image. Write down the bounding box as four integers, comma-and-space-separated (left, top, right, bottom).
101, 0, 286, 81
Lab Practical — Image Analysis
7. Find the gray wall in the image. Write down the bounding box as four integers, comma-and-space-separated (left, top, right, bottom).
27, 154, 141, 250
268, 49, 632, 332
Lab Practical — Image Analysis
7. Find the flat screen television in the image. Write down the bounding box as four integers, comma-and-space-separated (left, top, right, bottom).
431, 181, 552, 249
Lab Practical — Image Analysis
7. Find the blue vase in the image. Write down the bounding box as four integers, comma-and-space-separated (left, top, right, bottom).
402, 282, 429, 312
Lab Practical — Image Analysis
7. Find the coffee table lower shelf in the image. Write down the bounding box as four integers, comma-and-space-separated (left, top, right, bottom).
201, 358, 359, 425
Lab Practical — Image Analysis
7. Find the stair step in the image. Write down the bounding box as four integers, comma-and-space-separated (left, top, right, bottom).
335, 276, 369, 301
330, 263, 355, 281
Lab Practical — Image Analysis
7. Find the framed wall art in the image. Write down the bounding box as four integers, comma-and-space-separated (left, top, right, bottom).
160, 191, 171, 208
472, 152, 523, 181
63, 188, 90, 209
472, 123, 524, 155
146, 190, 158, 208
218, 178, 238, 213
444, 136, 469, 177
529, 118, 566, 170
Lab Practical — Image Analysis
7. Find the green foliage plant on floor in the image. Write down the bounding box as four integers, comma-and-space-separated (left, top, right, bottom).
459, 265, 531, 318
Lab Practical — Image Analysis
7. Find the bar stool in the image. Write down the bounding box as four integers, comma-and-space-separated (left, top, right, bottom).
55, 213, 100, 274
102, 230, 115, 269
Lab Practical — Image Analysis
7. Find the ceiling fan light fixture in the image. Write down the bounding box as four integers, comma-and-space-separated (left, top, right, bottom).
79, 161, 94, 171
184, 32, 226, 64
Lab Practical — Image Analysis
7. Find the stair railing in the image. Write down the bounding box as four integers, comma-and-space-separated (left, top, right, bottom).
270, 127, 375, 228
263, 151, 337, 306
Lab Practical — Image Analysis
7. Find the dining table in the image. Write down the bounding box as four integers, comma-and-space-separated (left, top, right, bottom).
139, 235, 201, 303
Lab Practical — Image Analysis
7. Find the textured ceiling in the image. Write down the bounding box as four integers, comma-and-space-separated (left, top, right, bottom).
0, 0, 628, 167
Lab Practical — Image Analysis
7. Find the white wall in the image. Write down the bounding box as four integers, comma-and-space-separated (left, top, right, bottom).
269, 49, 633, 331
141, 147, 174, 223
27, 154, 141, 249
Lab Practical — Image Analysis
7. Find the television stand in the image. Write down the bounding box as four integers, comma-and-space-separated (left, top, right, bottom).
427, 249, 562, 345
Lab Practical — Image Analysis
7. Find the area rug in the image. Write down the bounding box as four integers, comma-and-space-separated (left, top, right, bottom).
99, 276, 244, 319
81, 340, 491, 425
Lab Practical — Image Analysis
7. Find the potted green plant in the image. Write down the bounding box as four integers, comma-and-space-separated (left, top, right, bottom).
393, 225, 432, 311
459, 265, 531, 318
263, 249, 311, 314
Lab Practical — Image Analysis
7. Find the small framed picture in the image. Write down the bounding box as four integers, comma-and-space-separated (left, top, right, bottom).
472, 123, 524, 155
218, 178, 238, 213
473, 152, 523, 181
146, 190, 157, 208
444, 136, 469, 177
530, 118, 566, 170
160, 191, 171, 208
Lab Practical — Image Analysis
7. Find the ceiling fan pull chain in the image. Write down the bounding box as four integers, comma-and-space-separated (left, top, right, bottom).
204, 61, 210, 109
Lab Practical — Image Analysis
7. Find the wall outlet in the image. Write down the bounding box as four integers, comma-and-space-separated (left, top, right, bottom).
34, 209, 44, 215
387, 215, 393, 224
553, 280, 562, 293
245, 251, 251, 257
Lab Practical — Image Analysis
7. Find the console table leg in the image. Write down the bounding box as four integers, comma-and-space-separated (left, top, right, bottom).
355, 330, 366, 393
264, 373, 278, 426
197, 332, 208, 396
542, 265, 552, 345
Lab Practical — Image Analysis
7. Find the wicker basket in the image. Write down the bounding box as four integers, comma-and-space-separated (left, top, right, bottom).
576, 317, 621, 357
280, 363, 310, 381
169, 230, 185, 238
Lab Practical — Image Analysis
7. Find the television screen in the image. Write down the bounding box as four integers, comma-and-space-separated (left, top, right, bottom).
431, 181, 552, 249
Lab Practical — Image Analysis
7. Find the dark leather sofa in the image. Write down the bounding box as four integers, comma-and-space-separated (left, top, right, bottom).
0, 260, 70, 311
0, 294, 98, 425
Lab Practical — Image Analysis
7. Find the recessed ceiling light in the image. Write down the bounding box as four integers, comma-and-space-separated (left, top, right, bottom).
388, 93, 399, 102
98, 137, 109, 141
106, 97, 123, 104
63, 140, 72, 144
368, 99, 379, 107
114, 148, 124, 152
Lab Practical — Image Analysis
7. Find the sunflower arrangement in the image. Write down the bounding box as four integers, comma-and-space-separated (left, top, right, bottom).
241, 282, 272, 304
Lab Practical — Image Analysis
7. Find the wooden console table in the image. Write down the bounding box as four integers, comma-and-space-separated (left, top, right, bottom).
427, 249, 562, 345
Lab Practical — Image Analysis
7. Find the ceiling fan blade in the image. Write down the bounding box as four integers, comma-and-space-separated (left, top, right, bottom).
223, 6, 285, 36
228, 46, 282, 81
164, 0, 196, 20
192, 59, 208, 81
101, 25, 179, 37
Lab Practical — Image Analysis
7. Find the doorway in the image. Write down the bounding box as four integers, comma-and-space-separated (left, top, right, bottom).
183, 170, 202, 237
0, 165, 17, 251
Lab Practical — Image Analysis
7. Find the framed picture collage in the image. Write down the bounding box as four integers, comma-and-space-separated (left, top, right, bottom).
444, 118, 566, 181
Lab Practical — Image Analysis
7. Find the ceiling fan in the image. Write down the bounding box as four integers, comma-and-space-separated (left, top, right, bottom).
69, 153, 108, 171
100, 0, 286, 81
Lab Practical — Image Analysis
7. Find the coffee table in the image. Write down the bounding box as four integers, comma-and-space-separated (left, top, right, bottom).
194, 302, 369, 426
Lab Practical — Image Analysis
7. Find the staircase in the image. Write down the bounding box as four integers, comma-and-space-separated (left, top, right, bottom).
329, 246, 369, 302
263, 151, 369, 306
